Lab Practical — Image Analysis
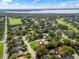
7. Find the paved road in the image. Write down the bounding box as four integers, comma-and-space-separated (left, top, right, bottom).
22, 36, 36, 59
3, 16, 8, 59
73, 53, 79, 59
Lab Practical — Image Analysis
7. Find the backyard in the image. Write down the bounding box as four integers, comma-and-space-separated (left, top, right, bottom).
30, 41, 39, 50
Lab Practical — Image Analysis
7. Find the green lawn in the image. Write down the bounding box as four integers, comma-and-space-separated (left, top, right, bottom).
9, 17, 23, 25
57, 18, 79, 32
30, 41, 39, 50
0, 42, 3, 59
57, 18, 69, 26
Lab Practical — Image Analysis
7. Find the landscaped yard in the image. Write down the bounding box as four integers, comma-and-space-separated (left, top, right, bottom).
30, 41, 39, 50
0, 41, 3, 59
9, 17, 23, 25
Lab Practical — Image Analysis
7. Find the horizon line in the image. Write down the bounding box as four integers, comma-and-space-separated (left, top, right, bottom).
0, 8, 79, 10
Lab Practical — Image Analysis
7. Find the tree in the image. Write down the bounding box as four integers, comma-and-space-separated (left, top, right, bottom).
58, 46, 74, 57
46, 40, 58, 49
48, 32, 55, 39
11, 48, 18, 53
62, 39, 76, 47
75, 33, 79, 39
9, 53, 17, 59
26, 52, 31, 59
63, 39, 72, 46
36, 46, 48, 58
47, 55, 60, 59
21, 44, 27, 51
22, 30, 27, 35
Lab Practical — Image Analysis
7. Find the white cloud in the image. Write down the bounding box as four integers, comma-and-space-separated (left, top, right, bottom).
51, 0, 79, 8
3, 0, 12, 3
0, 0, 79, 9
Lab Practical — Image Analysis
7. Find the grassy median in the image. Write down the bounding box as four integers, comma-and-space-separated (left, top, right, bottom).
0, 41, 3, 59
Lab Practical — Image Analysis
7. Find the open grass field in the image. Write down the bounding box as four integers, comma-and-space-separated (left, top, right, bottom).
57, 18, 79, 32
30, 41, 39, 50
0, 41, 3, 59
9, 17, 23, 25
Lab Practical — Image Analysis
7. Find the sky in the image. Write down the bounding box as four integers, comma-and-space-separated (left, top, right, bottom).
0, 0, 79, 9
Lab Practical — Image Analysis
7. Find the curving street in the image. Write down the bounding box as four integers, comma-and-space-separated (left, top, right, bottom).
22, 36, 36, 59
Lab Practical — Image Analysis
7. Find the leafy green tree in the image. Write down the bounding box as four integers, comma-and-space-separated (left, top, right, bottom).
47, 55, 60, 59
62, 39, 76, 47
58, 46, 74, 56
26, 52, 31, 59
36, 46, 48, 58
11, 48, 18, 53
9, 53, 17, 59
46, 40, 58, 49
21, 44, 27, 51
63, 39, 72, 46
49, 32, 55, 39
